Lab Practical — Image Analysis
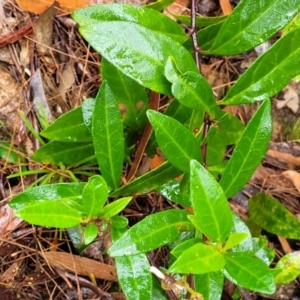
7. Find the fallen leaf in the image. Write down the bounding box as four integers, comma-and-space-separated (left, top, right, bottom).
0, 204, 22, 235
276, 84, 299, 114
282, 170, 300, 194
58, 64, 75, 102
42, 251, 117, 281
16, 0, 97, 14
267, 149, 300, 166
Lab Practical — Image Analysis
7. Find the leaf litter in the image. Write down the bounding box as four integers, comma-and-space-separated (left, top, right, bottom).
1, 0, 300, 299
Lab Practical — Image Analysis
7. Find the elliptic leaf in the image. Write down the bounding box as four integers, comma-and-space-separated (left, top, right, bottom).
40, 106, 92, 142
146, 0, 175, 12
249, 193, 300, 239
110, 161, 182, 197
98, 197, 132, 219
72, 3, 186, 43
82, 175, 108, 218
111, 228, 152, 300
252, 236, 275, 266
84, 223, 98, 244
108, 210, 193, 256
31, 141, 94, 166
223, 232, 248, 251
78, 21, 197, 95
174, 14, 227, 28
171, 238, 202, 258
92, 82, 124, 190
102, 58, 149, 131
223, 252, 276, 294
221, 28, 300, 104
147, 110, 202, 173
201, 0, 300, 55
111, 216, 128, 229
219, 99, 272, 198
9, 183, 86, 228
194, 271, 224, 300
169, 243, 225, 274
190, 160, 232, 243
274, 251, 300, 284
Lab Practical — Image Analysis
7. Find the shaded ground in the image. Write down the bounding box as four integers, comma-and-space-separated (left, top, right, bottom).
1, 0, 300, 299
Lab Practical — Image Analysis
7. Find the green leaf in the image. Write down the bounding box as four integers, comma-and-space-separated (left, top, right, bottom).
201, 0, 300, 55
0, 142, 26, 171
108, 209, 193, 256
223, 252, 276, 294
31, 141, 94, 166
274, 251, 300, 284
194, 271, 224, 300
155, 180, 191, 207
223, 232, 248, 251
147, 110, 202, 173
111, 215, 128, 229
98, 197, 131, 219
252, 236, 275, 265
111, 228, 152, 300
189, 160, 232, 243
230, 214, 253, 253
72, 3, 186, 43
146, 0, 175, 11
110, 161, 182, 197
102, 58, 149, 131
164, 98, 194, 124
78, 21, 197, 95
221, 28, 300, 104
219, 99, 272, 198
84, 223, 98, 244
249, 193, 300, 239
92, 82, 124, 190
9, 183, 85, 228
82, 98, 95, 132
171, 238, 202, 258
41, 106, 92, 142
165, 58, 216, 117
169, 243, 225, 274
174, 14, 227, 27
82, 175, 108, 218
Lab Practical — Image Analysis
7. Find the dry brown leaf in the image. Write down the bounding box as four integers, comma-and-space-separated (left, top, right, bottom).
282, 170, 300, 193
267, 149, 300, 166
16, 0, 97, 14
275, 84, 299, 114
164, 0, 189, 20
58, 64, 75, 102
219, 0, 232, 15
0, 204, 22, 236
278, 236, 293, 254
42, 251, 117, 281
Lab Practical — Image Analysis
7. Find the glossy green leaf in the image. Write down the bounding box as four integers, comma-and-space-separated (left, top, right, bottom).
82, 175, 108, 218
174, 14, 227, 27
146, 0, 175, 11
223, 252, 276, 294
82, 98, 95, 132
84, 223, 98, 244
165, 58, 216, 117
201, 0, 300, 55
194, 271, 224, 300
110, 161, 182, 197
101, 58, 149, 131
9, 183, 85, 228
169, 243, 225, 274
156, 180, 190, 207
221, 28, 300, 104
252, 236, 275, 266
79, 21, 197, 95
92, 82, 124, 190
274, 251, 300, 284
230, 214, 253, 253
98, 197, 131, 219
190, 160, 232, 243
111, 215, 128, 229
111, 228, 152, 300
164, 98, 194, 125
72, 3, 186, 43
147, 110, 202, 173
249, 193, 300, 239
108, 209, 193, 256
171, 238, 202, 258
219, 99, 272, 198
31, 141, 94, 166
223, 232, 248, 251
41, 106, 92, 142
